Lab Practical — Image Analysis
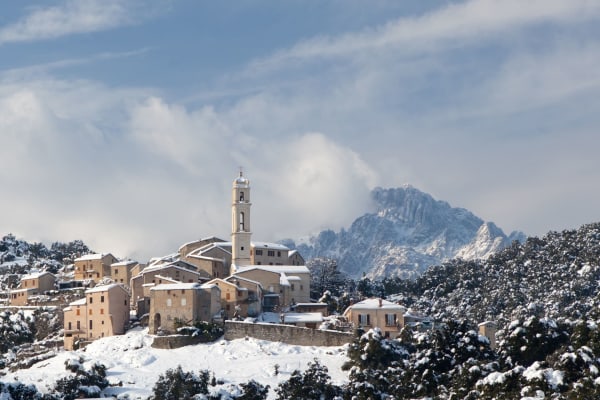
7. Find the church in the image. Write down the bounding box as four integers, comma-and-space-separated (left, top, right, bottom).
136, 171, 311, 322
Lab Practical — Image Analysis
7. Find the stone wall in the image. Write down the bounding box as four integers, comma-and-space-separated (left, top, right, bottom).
224, 321, 352, 347
151, 334, 215, 349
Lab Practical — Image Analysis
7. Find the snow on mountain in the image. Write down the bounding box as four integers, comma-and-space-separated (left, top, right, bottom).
4, 327, 348, 399
290, 186, 525, 280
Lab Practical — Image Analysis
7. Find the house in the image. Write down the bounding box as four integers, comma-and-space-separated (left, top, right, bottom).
479, 321, 497, 349
110, 260, 138, 286
9, 271, 57, 306
343, 298, 407, 338
130, 261, 207, 317
232, 265, 311, 311
63, 283, 130, 350
207, 277, 262, 318
74, 253, 119, 283
148, 283, 221, 334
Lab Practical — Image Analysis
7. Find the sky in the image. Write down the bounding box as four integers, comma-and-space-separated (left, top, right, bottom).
1, 0, 599, 262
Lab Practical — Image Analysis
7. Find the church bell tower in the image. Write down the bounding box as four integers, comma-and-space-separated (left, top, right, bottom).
231, 169, 252, 271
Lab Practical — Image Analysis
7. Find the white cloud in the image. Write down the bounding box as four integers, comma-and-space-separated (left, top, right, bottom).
0, 0, 159, 45
249, 0, 600, 72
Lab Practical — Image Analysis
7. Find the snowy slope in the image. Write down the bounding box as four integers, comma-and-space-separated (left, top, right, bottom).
4, 328, 348, 399
290, 186, 525, 279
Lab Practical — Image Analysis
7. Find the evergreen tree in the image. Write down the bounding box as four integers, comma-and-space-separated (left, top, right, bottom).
150, 366, 210, 400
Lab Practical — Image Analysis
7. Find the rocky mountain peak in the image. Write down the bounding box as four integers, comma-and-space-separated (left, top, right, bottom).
291, 186, 524, 279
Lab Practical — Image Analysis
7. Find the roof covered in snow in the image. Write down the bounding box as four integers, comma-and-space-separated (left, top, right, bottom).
150, 283, 203, 291
21, 271, 55, 280
347, 298, 406, 311
85, 283, 126, 294
75, 253, 110, 262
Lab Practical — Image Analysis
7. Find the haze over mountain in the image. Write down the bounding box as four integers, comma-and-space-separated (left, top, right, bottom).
285, 186, 525, 279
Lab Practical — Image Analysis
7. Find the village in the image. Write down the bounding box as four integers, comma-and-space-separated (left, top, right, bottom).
2, 171, 496, 351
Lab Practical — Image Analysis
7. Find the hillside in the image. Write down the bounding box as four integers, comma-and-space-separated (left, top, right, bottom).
288, 186, 525, 280
385, 222, 600, 330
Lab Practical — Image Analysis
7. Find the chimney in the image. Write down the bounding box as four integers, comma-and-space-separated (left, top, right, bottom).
379, 298, 383, 307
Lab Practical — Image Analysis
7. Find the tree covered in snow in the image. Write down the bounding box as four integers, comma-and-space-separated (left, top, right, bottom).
307, 257, 350, 300
0, 310, 35, 353
276, 358, 340, 400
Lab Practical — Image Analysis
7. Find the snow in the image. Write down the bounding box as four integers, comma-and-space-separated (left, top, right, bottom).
346, 298, 406, 311
4, 327, 349, 399
74, 254, 106, 261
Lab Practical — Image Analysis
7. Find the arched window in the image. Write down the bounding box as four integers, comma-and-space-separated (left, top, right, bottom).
239, 212, 245, 232
240, 191, 245, 201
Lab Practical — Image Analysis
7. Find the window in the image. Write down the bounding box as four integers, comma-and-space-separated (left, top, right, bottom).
77, 321, 80, 330
167, 298, 172, 307
114, 268, 118, 275
239, 212, 245, 231
386, 314, 397, 326
76, 309, 80, 316
100, 295, 105, 303
267, 250, 275, 257
89, 297, 93, 304
291, 284, 295, 291
68, 322, 72, 330
239, 191, 244, 201
255, 249, 263, 256
277, 251, 281, 257
124, 300, 127, 306
89, 309, 92, 315
359, 314, 371, 326
226, 293, 231, 300
181, 298, 187, 306
100, 309, 104, 315
89, 320, 93, 329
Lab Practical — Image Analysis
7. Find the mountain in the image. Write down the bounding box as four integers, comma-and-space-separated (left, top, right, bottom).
287, 185, 525, 279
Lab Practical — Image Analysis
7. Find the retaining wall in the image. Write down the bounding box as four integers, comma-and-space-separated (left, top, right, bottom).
224, 321, 352, 347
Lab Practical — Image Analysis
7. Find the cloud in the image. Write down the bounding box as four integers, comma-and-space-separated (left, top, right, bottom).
0, 76, 378, 260
248, 0, 600, 72
0, 0, 162, 45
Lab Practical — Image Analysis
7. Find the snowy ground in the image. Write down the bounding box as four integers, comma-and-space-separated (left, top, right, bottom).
4, 327, 349, 399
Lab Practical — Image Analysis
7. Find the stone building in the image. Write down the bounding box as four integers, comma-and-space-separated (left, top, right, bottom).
63, 283, 130, 350
149, 283, 221, 334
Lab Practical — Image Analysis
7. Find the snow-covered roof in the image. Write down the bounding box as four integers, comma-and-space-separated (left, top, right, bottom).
236, 265, 309, 275
348, 298, 406, 311
85, 283, 125, 294
154, 274, 181, 282
282, 312, 323, 324
188, 242, 232, 257
296, 302, 327, 307
178, 236, 227, 252
225, 275, 263, 288
111, 260, 137, 267
10, 288, 34, 294
75, 253, 113, 262
251, 242, 290, 251
67, 297, 87, 307
150, 283, 202, 291
138, 262, 200, 276
21, 271, 54, 280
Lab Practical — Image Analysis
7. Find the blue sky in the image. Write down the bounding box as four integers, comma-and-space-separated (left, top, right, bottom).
1, 0, 599, 261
